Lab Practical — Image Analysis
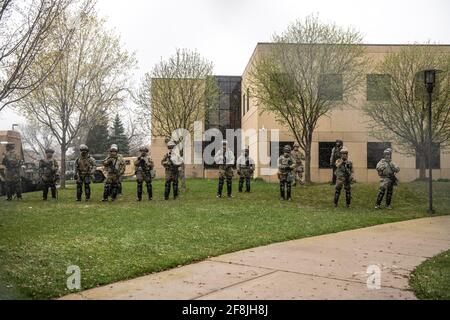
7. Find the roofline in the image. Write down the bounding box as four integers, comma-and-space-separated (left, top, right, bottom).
255, 42, 450, 46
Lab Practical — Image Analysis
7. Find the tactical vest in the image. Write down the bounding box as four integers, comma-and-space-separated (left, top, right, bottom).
279, 155, 294, 172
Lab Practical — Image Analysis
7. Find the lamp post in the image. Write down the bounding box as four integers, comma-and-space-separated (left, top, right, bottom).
423, 69, 436, 214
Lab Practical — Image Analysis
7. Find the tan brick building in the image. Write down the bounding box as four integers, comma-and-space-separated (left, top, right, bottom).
152, 43, 450, 183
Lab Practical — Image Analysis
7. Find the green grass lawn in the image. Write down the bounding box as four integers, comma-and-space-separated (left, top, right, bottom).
0, 179, 449, 299
410, 249, 450, 300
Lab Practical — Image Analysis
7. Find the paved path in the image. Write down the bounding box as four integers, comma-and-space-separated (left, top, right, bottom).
62, 216, 450, 300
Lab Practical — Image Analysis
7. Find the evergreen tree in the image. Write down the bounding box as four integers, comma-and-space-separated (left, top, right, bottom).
109, 114, 129, 155
86, 122, 110, 156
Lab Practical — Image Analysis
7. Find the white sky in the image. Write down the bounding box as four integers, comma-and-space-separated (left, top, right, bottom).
1, 0, 449, 129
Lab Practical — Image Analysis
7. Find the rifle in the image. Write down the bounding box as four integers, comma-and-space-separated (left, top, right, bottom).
387, 162, 398, 186
341, 161, 353, 184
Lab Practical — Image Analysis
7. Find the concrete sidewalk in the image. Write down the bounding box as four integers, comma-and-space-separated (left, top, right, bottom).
62, 216, 450, 300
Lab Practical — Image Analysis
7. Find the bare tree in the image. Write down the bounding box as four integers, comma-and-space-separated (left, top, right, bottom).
19, 121, 58, 161
135, 48, 219, 188
363, 45, 450, 179
16, 8, 136, 187
0, 0, 84, 112
249, 15, 369, 183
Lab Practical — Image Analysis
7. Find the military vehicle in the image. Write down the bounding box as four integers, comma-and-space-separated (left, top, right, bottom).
0, 130, 41, 196
64, 154, 138, 183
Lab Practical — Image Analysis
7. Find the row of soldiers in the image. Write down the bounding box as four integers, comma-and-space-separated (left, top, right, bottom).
1, 140, 400, 208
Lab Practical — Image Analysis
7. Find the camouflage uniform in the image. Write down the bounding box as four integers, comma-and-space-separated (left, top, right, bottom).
214, 141, 235, 198
1, 144, 23, 200
237, 149, 255, 193
102, 146, 124, 201
333, 147, 353, 208
291, 143, 305, 186
277, 146, 296, 201
134, 146, 154, 201
161, 141, 183, 200
39, 149, 59, 201
74, 145, 96, 201
375, 148, 400, 209
330, 140, 343, 185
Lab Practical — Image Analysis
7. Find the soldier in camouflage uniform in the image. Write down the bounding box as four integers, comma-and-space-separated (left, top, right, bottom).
330, 139, 344, 185
134, 146, 154, 201
1, 143, 23, 200
161, 141, 183, 200
291, 142, 305, 186
116, 146, 126, 196
375, 148, 400, 210
39, 149, 59, 201
277, 145, 296, 201
237, 148, 255, 193
214, 140, 235, 198
74, 144, 96, 202
101, 145, 123, 201
333, 147, 354, 208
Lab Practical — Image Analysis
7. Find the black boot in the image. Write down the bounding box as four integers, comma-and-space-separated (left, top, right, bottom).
280, 183, 286, 200
246, 178, 251, 193
102, 184, 110, 201
147, 182, 153, 200
111, 184, 118, 201
85, 183, 91, 201
386, 187, 393, 209
173, 181, 179, 199
137, 182, 143, 201
226, 179, 232, 198
217, 178, 224, 198
164, 180, 171, 200
334, 189, 341, 207
51, 185, 57, 199
43, 185, 49, 201
345, 189, 351, 208
76, 183, 82, 201
238, 178, 244, 193
286, 182, 292, 201
375, 189, 385, 209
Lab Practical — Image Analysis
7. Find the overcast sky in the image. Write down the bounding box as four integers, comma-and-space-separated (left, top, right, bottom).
1, 0, 449, 129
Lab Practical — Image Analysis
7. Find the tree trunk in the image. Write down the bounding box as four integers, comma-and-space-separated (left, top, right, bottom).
418, 153, 426, 180
60, 145, 67, 189
304, 143, 312, 184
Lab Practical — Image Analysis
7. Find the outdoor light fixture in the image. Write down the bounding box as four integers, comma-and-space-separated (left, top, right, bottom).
421, 69, 441, 214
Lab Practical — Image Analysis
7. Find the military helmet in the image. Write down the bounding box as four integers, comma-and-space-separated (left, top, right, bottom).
336, 139, 343, 145
293, 142, 300, 148
139, 146, 149, 152
79, 144, 89, 152
222, 140, 228, 145
5, 143, 15, 150
283, 145, 291, 152
45, 148, 55, 154
167, 141, 176, 148
340, 146, 349, 154
110, 145, 118, 152
384, 148, 393, 155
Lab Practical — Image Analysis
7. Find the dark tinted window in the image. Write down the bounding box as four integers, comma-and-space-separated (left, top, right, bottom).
367, 74, 391, 101
319, 74, 343, 101
367, 142, 392, 169
319, 142, 335, 168
415, 143, 440, 169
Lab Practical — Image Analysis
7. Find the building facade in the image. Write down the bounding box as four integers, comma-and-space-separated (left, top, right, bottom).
151, 43, 450, 183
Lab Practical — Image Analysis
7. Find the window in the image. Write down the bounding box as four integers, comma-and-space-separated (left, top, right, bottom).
367, 74, 391, 101
242, 93, 246, 116
319, 74, 343, 101
246, 88, 250, 112
415, 143, 440, 169
319, 142, 336, 168
367, 142, 392, 169
270, 141, 294, 167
